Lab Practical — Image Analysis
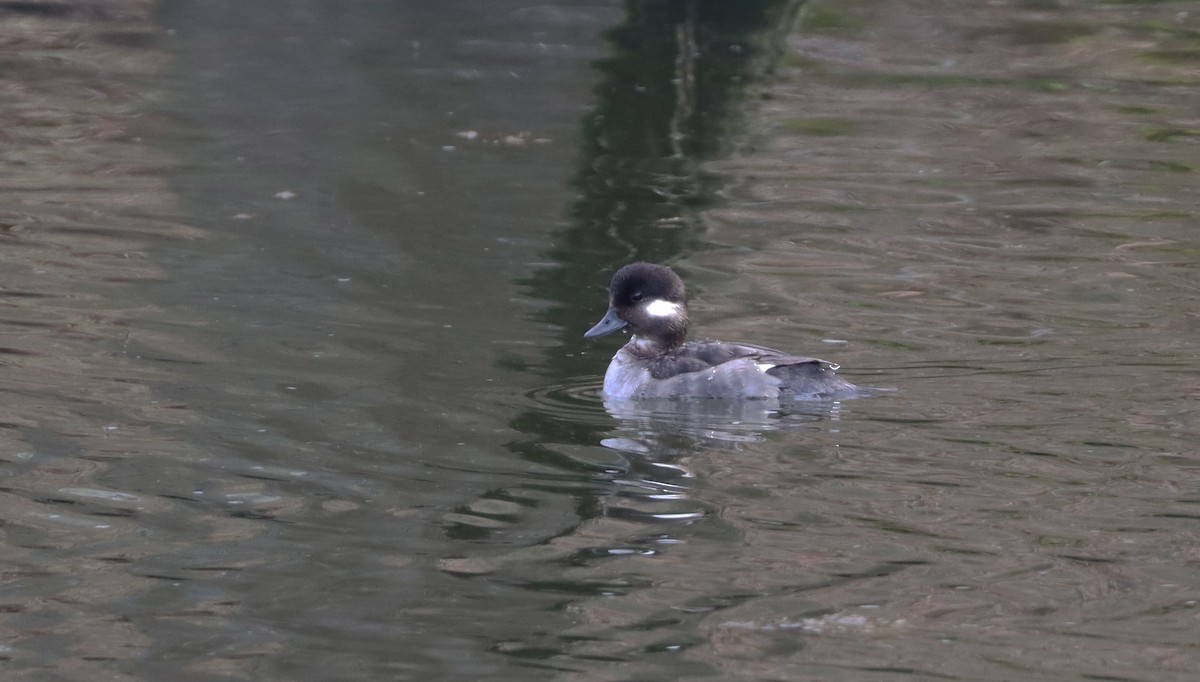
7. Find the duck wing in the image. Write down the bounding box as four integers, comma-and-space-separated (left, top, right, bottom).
681, 340, 856, 398
678, 339, 827, 368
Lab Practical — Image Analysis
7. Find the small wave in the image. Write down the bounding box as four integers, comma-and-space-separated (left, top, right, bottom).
523, 375, 611, 427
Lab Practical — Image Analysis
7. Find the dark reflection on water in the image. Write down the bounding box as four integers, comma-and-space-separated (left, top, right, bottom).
569, 0, 802, 252
525, 0, 803, 381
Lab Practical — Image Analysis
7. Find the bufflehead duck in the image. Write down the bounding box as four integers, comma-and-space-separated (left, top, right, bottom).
584, 262, 857, 399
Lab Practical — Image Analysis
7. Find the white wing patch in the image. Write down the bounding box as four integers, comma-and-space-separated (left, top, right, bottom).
755, 362, 776, 373
644, 299, 682, 318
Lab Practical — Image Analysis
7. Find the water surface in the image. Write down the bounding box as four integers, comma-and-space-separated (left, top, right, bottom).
1, 1, 1198, 680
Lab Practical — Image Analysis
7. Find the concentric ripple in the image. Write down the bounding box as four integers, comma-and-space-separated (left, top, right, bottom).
522, 375, 611, 428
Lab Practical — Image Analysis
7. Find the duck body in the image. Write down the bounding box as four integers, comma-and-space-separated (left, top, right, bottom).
585, 263, 856, 400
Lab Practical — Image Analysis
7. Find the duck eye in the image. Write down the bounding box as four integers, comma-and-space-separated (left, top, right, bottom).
630, 291, 644, 302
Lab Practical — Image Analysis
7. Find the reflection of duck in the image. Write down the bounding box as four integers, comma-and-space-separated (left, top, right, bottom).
601, 393, 847, 447
585, 263, 858, 399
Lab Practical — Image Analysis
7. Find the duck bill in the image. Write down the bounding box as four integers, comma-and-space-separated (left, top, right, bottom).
584, 308, 628, 339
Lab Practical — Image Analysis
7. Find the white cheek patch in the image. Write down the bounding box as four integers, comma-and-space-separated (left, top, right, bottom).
644, 299, 682, 318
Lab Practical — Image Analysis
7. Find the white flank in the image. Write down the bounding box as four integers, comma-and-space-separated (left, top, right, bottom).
755, 362, 775, 373
644, 299, 681, 318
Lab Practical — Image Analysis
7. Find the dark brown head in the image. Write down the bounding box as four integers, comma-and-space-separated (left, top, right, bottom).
584, 262, 689, 350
